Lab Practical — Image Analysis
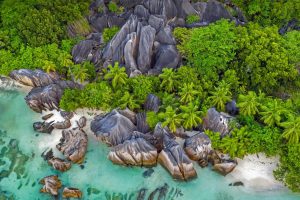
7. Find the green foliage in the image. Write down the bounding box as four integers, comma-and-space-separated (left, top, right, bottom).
234, 23, 298, 92
281, 116, 300, 144
146, 111, 160, 129
159, 68, 179, 92
274, 144, 300, 192
108, 1, 124, 14
260, 99, 290, 127
18, 8, 64, 47
60, 82, 113, 111
102, 26, 121, 43
208, 81, 232, 111
178, 20, 237, 76
104, 62, 128, 89
42, 60, 57, 73
186, 14, 200, 24
118, 91, 140, 110
283, 31, 300, 67
179, 83, 200, 104
232, 0, 300, 27
180, 102, 202, 130
173, 28, 191, 58
237, 91, 262, 116
158, 106, 182, 133
71, 64, 90, 83
128, 75, 160, 103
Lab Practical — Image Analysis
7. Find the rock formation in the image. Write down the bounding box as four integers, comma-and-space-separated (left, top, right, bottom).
56, 129, 88, 164
33, 121, 54, 134
62, 187, 82, 198
25, 81, 81, 113
52, 119, 72, 129
48, 157, 72, 172
144, 94, 160, 113
202, 108, 234, 137
184, 132, 212, 167
91, 110, 137, 146
9, 69, 59, 87
76, 116, 87, 129
108, 132, 157, 166
39, 175, 62, 196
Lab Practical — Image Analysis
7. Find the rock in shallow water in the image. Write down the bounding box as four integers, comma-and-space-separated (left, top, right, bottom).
213, 162, 237, 176
184, 132, 212, 167
108, 132, 158, 166
39, 175, 62, 196
33, 121, 54, 134
56, 129, 88, 164
48, 157, 71, 172
158, 134, 197, 180
62, 187, 82, 198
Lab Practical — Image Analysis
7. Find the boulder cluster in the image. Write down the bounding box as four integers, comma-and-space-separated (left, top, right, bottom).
9, 69, 82, 113
91, 94, 237, 180
72, 0, 246, 76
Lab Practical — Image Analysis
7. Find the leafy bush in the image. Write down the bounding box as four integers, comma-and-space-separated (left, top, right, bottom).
102, 26, 121, 43
186, 14, 200, 24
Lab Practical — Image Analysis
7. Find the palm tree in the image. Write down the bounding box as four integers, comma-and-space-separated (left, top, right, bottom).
180, 102, 203, 129
281, 116, 300, 144
71, 64, 90, 83
42, 60, 56, 73
260, 99, 290, 127
237, 91, 261, 116
179, 83, 200, 104
159, 68, 179, 92
104, 62, 128, 89
208, 81, 232, 111
158, 106, 182, 133
119, 91, 140, 110
59, 52, 73, 67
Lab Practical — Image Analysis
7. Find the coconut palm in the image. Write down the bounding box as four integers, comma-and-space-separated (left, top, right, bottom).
42, 60, 56, 73
71, 64, 90, 83
59, 52, 73, 67
260, 99, 290, 127
237, 91, 261, 116
281, 116, 300, 144
179, 83, 200, 104
159, 68, 179, 92
104, 62, 128, 89
180, 102, 203, 129
158, 106, 182, 133
208, 81, 232, 111
119, 91, 140, 110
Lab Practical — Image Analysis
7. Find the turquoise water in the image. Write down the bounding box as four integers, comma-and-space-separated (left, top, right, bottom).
0, 88, 300, 200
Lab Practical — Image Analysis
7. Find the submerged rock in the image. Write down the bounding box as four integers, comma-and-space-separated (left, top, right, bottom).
48, 157, 72, 172
9, 69, 59, 87
184, 132, 212, 167
39, 175, 62, 196
62, 187, 82, 198
213, 162, 236, 176
56, 129, 88, 164
25, 81, 81, 113
91, 110, 137, 146
143, 168, 154, 178
158, 135, 197, 180
108, 132, 158, 166
202, 108, 233, 137
33, 121, 54, 134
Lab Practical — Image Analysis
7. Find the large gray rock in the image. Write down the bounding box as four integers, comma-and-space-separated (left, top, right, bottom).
158, 135, 197, 180
203, 108, 233, 137
124, 32, 138, 71
155, 26, 176, 45
56, 129, 88, 164
9, 69, 59, 87
108, 132, 157, 166
144, 94, 160, 113
184, 132, 212, 167
120, 0, 143, 8
134, 5, 150, 20
136, 112, 150, 133
148, 15, 165, 32
137, 25, 156, 73
90, 110, 137, 146
195, 0, 234, 24
25, 81, 81, 113
33, 121, 54, 134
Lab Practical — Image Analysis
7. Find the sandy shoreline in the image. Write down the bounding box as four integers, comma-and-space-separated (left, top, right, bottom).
226, 153, 284, 192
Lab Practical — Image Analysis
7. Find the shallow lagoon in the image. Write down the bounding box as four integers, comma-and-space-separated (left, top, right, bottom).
0, 89, 299, 200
